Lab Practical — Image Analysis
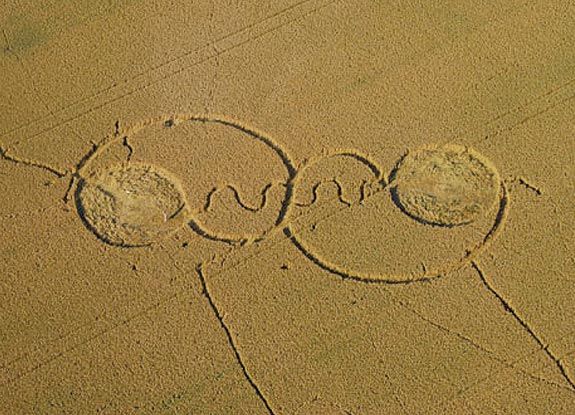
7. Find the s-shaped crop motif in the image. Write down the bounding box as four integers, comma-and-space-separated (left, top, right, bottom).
1, 114, 571, 414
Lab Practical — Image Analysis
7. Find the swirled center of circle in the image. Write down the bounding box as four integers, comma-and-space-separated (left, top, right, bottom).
77, 163, 188, 247
391, 144, 499, 226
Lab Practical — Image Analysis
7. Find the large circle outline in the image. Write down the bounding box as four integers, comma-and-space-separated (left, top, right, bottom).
285, 148, 509, 284
74, 114, 297, 246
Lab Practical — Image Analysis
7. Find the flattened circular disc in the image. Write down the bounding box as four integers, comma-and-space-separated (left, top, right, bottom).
391, 144, 500, 226
77, 163, 188, 247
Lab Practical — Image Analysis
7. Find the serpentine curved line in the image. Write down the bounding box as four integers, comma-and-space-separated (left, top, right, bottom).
185, 114, 298, 230
285, 182, 509, 285
203, 182, 286, 213
294, 179, 351, 207
292, 149, 386, 208
292, 178, 381, 208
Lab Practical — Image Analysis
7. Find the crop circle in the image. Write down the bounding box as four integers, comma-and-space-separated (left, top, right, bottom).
76, 163, 189, 247
390, 144, 500, 226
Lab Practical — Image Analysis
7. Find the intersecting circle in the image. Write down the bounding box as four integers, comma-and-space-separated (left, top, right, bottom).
74, 114, 296, 246
286, 144, 507, 283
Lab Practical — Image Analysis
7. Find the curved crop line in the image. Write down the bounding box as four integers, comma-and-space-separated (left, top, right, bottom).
186, 114, 297, 178
327, 150, 384, 179
294, 178, 383, 208
285, 182, 510, 284
387, 149, 410, 185
283, 226, 437, 285
203, 182, 286, 213
475, 183, 509, 254
430, 182, 509, 279
388, 184, 479, 229
294, 177, 367, 207
168, 202, 187, 220
300, 149, 385, 181
188, 218, 249, 246
76, 112, 297, 179
74, 117, 162, 178
295, 179, 353, 208
292, 149, 386, 210
183, 114, 298, 229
